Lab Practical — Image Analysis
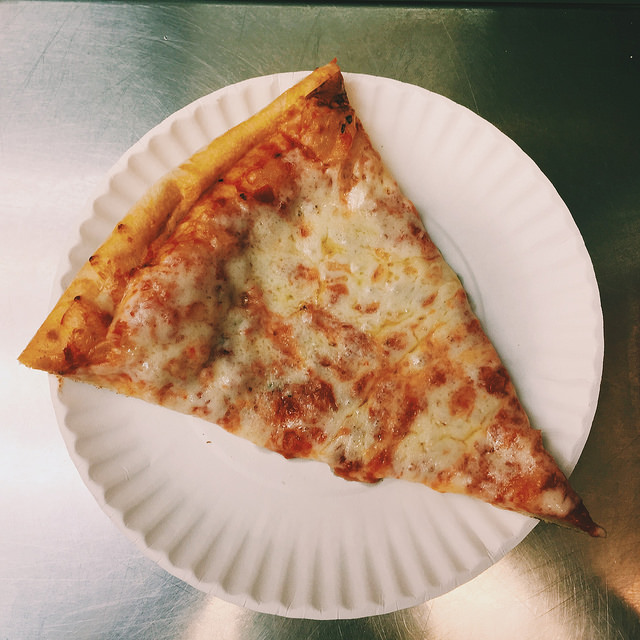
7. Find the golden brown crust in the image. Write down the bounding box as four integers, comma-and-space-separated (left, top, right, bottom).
19, 61, 343, 374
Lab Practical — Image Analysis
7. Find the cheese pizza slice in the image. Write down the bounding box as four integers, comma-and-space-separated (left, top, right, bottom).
20, 61, 604, 537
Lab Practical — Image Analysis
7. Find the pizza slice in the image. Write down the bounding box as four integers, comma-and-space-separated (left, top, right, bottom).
20, 60, 604, 537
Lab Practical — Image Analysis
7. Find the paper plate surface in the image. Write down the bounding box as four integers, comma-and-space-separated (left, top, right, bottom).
52, 71, 603, 619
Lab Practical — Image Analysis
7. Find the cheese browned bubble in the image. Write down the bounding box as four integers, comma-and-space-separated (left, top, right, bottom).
20, 61, 604, 536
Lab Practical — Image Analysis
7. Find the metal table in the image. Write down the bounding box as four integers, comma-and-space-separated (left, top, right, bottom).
2, 2, 639, 638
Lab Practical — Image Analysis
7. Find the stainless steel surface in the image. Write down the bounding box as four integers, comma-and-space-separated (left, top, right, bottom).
2, 2, 638, 638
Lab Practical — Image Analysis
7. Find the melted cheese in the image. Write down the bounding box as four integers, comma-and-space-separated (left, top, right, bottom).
97, 140, 487, 471
81, 116, 572, 522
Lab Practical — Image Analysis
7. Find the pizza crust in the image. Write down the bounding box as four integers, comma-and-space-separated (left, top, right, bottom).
19, 61, 343, 374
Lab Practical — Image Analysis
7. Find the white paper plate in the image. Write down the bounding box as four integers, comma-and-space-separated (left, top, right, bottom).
51, 71, 603, 619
